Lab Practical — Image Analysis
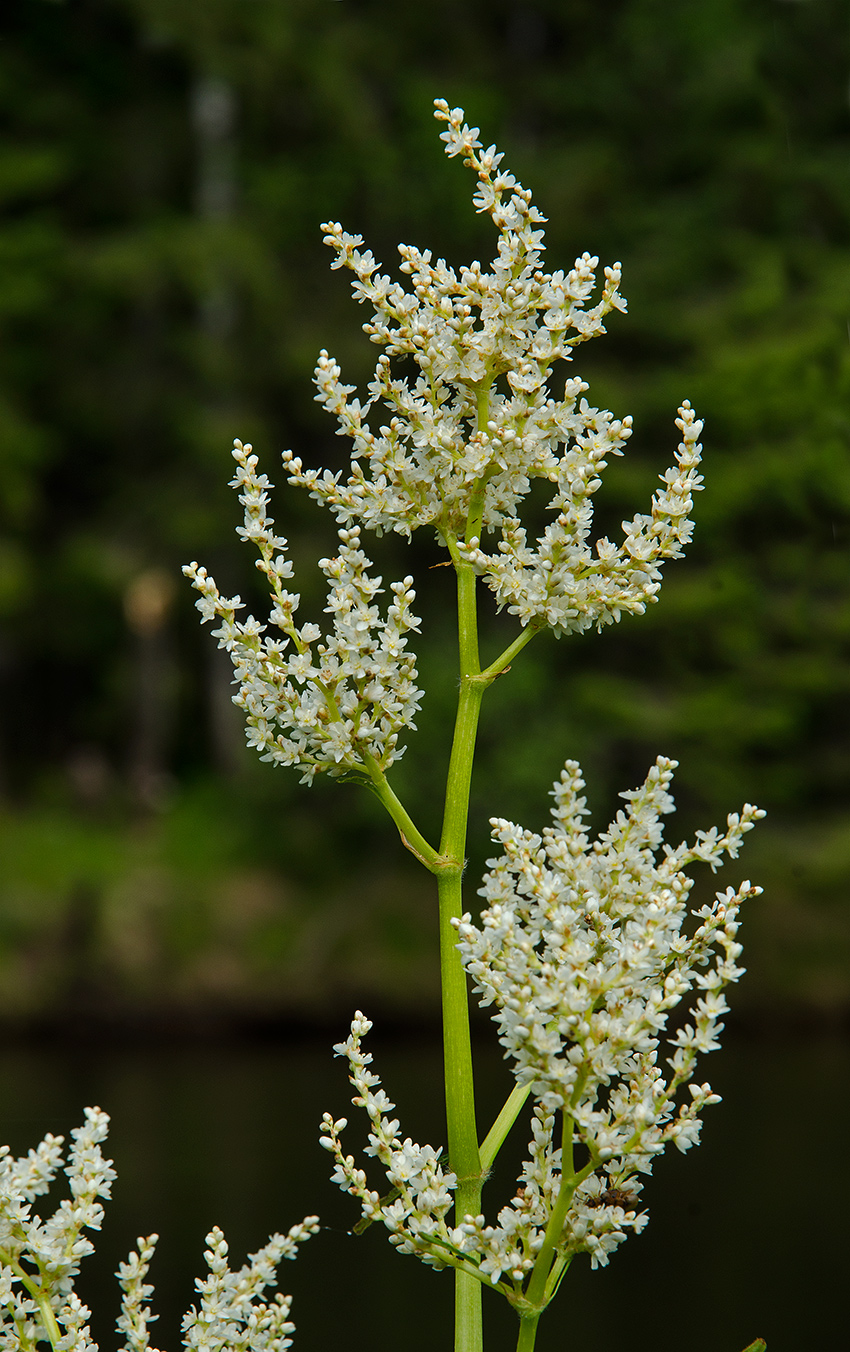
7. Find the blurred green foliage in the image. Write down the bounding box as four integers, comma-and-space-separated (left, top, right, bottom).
0, 0, 848, 1022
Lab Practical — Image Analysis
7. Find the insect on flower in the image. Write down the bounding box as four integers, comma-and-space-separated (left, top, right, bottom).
586, 1187, 641, 1213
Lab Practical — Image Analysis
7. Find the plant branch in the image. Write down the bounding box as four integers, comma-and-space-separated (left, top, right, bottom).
362, 752, 442, 871
479, 1082, 531, 1175
3, 1253, 62, 1352
481, 622, 544, 682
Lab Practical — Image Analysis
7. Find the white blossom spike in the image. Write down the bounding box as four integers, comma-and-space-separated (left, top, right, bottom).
448, 759, 763, 1275
184, 441, 422, 785
280, 97, 695, 661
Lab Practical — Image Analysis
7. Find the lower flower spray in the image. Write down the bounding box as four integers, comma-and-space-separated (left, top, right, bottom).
0, 101, 766, 1352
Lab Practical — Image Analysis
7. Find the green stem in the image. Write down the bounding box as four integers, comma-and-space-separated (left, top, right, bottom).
517, 1113, 596, 1352
33, 1294, 61, 1352
522, 1114, 576, 1311
425, 374, 541, 1351
516, 1310, 542, 1352
438, 543, 488, 1352
363, 572, 541, 1352
2, 1254, 61, 1352
542, 1252, 572, 1307
438, 740, 484, 1347
479, 1082, 531, 1175
475, 380, 493, 432
439, 858, 483, 1352
361, 753, 442, 871
481, 622, 543, 682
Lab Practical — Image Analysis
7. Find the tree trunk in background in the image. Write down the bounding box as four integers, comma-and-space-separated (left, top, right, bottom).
192, 73, 244, 778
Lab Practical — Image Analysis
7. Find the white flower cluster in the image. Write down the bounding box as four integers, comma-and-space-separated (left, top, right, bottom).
454, 758, 764, 1272
321, 1012, 644, 1295
0, 1106, 115, 1352
184, 440, 422, 784
0, 1107, 318, 1352
323, 763, 763, 1297
321, 1014, 636, 1297
459, 404, 703, 636
282, 100, 702, 636
319, 1013, 459, 1271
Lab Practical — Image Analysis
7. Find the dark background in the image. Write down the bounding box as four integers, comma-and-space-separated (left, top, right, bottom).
0, 0, 848, 1027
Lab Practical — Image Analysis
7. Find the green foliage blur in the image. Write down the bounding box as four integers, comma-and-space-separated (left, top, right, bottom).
0, 0, 848, 1025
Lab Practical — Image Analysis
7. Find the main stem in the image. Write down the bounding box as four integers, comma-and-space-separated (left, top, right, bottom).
439, 549, 488, 1352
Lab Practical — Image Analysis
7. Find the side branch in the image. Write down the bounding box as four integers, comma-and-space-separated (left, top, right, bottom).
480, 621, 544, 682
479, 1082, 532, 1175
363, 753, 442, 872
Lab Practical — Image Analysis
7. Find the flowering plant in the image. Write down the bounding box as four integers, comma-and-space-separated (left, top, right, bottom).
0, 1107, 317, 1351
182, 99, 765, 1352
0, 100, 765, 1352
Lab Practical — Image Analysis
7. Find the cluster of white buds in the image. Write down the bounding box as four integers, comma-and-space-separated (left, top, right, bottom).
175, 1219, 317, 1352
0, 1108, 318, 1351
320, 1013, 459, 1270
322, 1017, 654, 1290
324, 763, 763, 1296
281, 100, 702, 638
459, 403, 703, 636
184, 440, 422, 784
323, 1018, 531, 1286
454, 758, 764, 1273
0, 1106, 115, 1351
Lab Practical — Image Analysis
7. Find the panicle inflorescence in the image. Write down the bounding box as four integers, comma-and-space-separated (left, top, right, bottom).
0, 1109, 318, 1352
454, 758, 764, 1274
177, 1220, 318, 1352
184, 440, 422, 784
0, 1106, 114, 1352
282, 99, 702, 637
186, 99, 707, 782
323, 763, 763, 1298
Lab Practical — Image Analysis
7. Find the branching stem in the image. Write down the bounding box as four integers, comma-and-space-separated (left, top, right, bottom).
479, 1082, 531, 1175
362, 752, 442, 871
2, 1253, 62, 1352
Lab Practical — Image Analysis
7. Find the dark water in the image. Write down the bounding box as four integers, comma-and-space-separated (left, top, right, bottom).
0, 1029, 842, 1351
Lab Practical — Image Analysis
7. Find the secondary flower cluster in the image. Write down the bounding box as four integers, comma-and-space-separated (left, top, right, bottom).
320, 1012, 458, 1270
282, 100, 702, 637
184, 440, 422, 784
0, 1107, 115, 1352
458, 402, 703, 636
454, 758, 764, 1273
321, 1010, 645, 1295
324, 762, 762, 1294
0, 1107, 318, 1352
